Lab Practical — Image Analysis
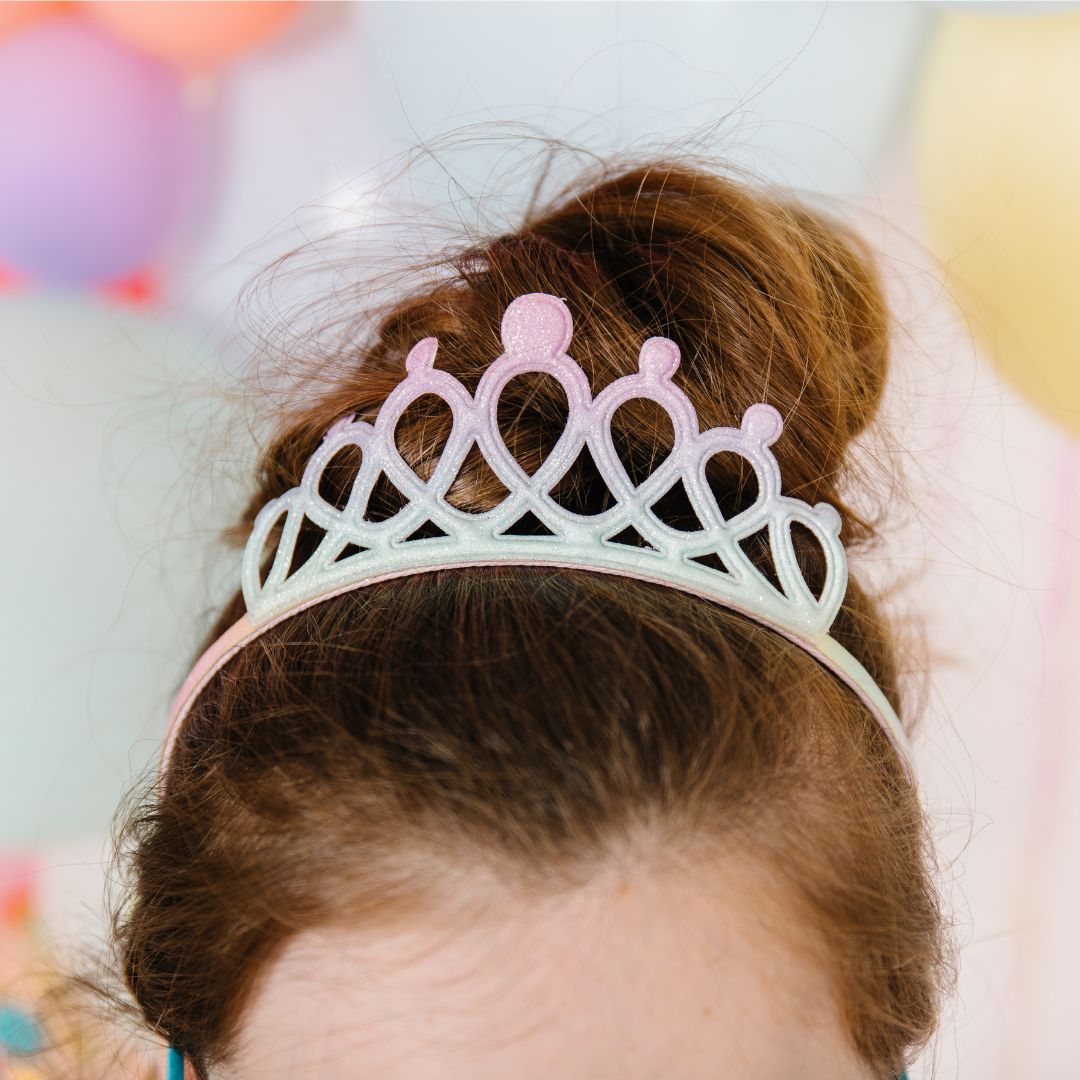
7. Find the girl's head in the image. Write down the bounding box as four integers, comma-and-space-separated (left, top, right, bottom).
111, 158, 947, 1078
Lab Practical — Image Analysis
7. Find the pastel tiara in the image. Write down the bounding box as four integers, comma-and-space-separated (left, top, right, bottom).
161, 292, 913, 774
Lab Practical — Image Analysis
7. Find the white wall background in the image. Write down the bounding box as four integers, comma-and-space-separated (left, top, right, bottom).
4, 5, 1078, 1078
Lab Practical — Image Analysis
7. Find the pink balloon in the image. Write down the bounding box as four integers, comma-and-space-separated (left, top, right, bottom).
84, 1, 300, 70
0, 16, 202, 286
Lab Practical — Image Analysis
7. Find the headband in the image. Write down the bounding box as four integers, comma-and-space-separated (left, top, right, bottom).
160, 292, 913, 780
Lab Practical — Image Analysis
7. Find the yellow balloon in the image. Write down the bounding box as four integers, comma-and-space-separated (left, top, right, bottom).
915, 11, 1080, 435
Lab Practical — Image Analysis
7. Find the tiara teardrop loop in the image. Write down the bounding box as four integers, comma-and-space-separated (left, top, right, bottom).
182, 291, 914, 780
366, 336, 477, 521
586, 337, 699, 530
473, 300, 600, 538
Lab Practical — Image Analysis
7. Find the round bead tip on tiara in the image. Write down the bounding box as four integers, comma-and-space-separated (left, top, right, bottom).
501, 291, 574, 356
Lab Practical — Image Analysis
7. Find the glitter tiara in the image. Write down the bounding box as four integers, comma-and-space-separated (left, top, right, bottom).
161, 292, 913, 774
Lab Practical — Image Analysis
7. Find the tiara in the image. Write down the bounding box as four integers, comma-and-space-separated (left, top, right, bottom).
161, 293, 913, 773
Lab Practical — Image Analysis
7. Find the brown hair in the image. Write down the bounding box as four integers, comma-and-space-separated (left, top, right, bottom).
72, 153, 949, 1077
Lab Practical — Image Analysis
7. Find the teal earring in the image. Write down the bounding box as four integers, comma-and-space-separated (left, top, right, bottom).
168, 1045, 185, 1079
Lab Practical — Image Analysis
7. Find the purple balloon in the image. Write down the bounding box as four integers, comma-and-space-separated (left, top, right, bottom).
0, 16, 200, 286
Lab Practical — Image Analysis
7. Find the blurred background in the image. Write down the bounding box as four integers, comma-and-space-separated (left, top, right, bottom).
1, 3, 1078, 1077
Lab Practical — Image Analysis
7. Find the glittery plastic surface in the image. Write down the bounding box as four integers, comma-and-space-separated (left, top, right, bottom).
162, 293, 914, 774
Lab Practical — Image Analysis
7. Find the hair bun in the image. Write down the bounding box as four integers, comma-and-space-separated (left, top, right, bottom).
521, 167, 890, 508
247, 161, 893, 560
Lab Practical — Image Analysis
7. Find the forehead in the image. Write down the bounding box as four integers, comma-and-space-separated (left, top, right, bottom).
225, 858, 869, 1080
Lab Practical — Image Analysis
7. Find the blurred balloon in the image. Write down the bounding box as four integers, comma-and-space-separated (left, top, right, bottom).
98, 269, 161, 307
915, 11, 1080, 435
0, 16, 201, 287
0, 2, 61, 36
84, 0, 300, 70
0, 294, 232, 846
0, 260, 24, 292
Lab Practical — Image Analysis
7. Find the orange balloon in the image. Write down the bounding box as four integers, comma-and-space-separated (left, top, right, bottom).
0, 2, 63, 35
83, 1, 300, 70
